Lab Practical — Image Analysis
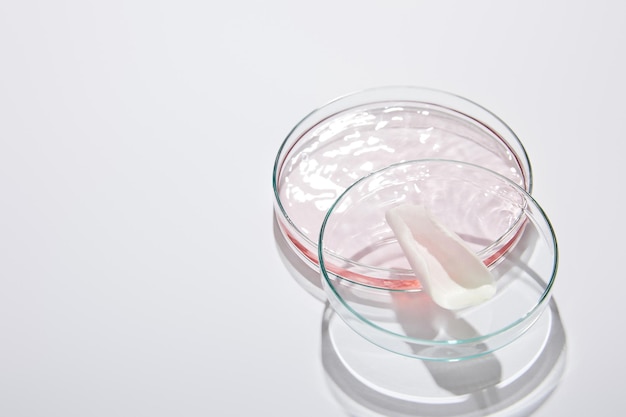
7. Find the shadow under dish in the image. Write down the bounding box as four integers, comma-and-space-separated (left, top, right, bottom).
321, 296, 566, 417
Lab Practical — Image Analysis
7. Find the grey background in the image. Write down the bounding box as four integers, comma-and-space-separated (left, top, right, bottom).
1, 1, 624, 416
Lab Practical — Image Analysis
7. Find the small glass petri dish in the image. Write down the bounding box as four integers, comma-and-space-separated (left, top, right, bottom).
272, 86, 532, 282
318, 160, 558, 361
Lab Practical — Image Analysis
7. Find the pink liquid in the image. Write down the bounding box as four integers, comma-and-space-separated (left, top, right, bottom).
276, 103, 528, 288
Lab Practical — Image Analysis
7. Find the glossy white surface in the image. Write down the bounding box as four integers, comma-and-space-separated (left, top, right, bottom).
1, 1, 624, 416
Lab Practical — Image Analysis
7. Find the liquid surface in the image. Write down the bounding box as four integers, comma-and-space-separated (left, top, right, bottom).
278, 104, 527, 247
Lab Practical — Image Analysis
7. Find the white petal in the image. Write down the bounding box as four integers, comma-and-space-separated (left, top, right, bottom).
385, 204, 496, 310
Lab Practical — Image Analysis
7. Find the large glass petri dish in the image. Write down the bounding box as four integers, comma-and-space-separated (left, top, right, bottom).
273, 86, 532, 287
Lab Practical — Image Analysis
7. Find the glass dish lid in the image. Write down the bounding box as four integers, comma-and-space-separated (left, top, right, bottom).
318, 159, 557, 361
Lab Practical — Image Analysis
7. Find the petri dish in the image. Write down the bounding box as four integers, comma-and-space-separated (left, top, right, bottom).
318, 160, 558, 361
273, 86, 532, 284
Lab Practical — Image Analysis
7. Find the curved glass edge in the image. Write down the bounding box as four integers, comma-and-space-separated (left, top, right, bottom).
323, 285, 552, 362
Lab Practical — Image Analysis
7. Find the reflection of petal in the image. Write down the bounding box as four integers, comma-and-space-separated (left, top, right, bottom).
390, 291, 490, 360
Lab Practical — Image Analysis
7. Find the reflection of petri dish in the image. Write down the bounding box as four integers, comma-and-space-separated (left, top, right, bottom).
273, 86, 532, 278
322, 297, 566, 416
319, 160, 558, 361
